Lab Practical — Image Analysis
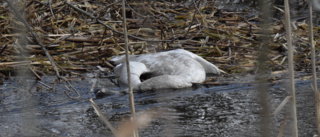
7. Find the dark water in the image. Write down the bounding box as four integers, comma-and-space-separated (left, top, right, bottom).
0, 76, 317, 137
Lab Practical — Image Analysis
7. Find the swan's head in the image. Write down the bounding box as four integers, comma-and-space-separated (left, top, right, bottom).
113, 61, 150, 87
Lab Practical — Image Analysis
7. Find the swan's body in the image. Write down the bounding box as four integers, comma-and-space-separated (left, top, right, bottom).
111, 49, 220, 91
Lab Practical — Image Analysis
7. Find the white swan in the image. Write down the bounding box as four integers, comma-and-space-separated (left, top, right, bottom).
111, 49, 220, 91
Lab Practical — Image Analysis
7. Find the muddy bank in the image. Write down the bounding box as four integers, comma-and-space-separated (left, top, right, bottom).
0, 75, 317, 137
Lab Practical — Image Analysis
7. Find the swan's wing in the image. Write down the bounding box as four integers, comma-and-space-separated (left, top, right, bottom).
114, 61, 149, 87
134, 75, 193, 91
170, 49, 220, 75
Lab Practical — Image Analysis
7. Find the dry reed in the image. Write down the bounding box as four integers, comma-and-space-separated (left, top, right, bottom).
309, 0, 320, 136
284, 0, 298, 136
121, 0, 138, 136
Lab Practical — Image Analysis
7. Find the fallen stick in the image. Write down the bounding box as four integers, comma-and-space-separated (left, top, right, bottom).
0, 61, 31, 66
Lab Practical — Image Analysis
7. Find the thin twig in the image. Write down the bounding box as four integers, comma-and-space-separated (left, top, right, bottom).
29, 67, 42, 80
64, 1, 96, 19
97, 20, 170, 42
38, 81, 53, 90
50, 33, 76, 45
63, 81, 81, 99
105, 0, 121, 9
48, 0, 55, 19
192, 0, 213, 28
28, 81, 38, 93
273, 6, 284, 13
183, 5, 198, 38
0, 61, 30, 66
126, 1, 157, 18
272, 96, 292, 116
89, 98, 118, 135
0, 44, 8, 55
277, 113, 288, 137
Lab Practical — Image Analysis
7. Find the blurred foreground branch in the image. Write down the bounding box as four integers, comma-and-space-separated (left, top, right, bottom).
312, 0, 320, 11
5, 0, 80, 99
90, 98, 157, 137
256, 0, 272, 136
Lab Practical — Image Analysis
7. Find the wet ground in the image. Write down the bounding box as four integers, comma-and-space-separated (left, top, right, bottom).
0, 74, 318, 137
